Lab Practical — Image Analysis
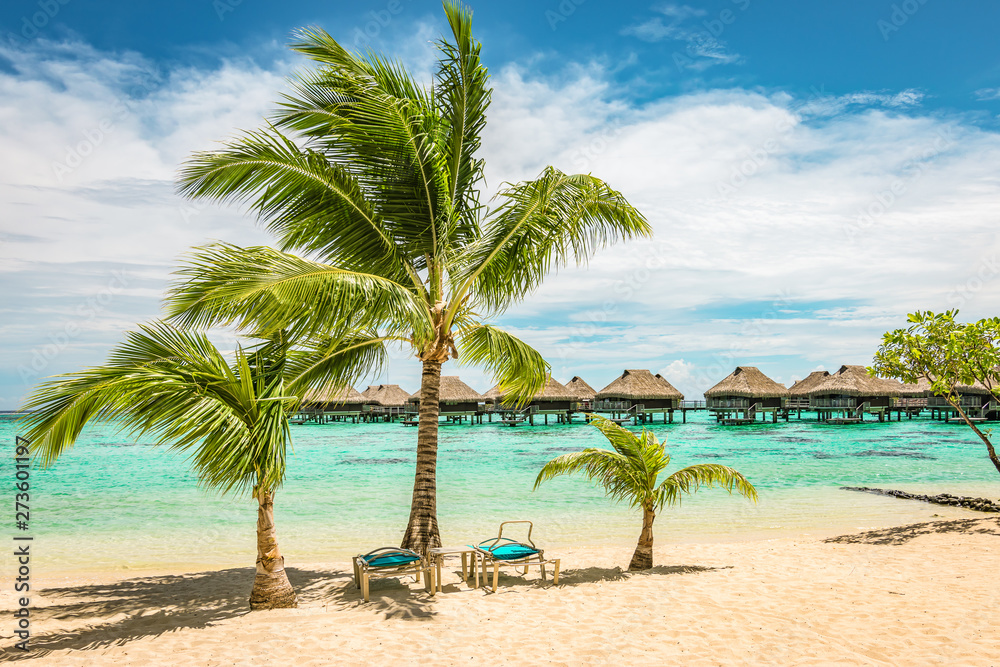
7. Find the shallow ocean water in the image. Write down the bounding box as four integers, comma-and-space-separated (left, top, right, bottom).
2, 411, 998, 574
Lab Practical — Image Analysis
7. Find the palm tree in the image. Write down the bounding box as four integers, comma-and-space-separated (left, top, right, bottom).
534, 416, 758, 571
167, 3, 652, 554
19, 322, 385, 609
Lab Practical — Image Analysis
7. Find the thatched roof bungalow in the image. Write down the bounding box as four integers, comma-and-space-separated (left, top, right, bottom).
808, 365, 900, 410
304, 386, 366, 413
596, 369, 683, 410
566, 376, 597, 401
789, 371, 830, 397
363, 384, 411, 408
705, 367, 789, 410
485, 376, 579, 413
409, 376, 484, 415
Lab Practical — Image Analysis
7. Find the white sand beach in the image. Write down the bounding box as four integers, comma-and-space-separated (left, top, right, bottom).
3, 516, 998, 665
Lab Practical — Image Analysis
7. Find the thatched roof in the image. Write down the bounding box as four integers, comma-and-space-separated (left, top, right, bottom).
808, 365, 900, 397
596, 369, 684, 400
409, 376, 484, 403
364, 384, 411, 406
305, 386, 364, 405
566, 376, 597, 399
895, 376, 993, 397
788, 371, 830, 397
704, 366, 789, 399
483, 376, 577, 402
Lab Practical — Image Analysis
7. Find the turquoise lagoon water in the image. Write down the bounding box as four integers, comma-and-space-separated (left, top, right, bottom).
2, 412, 998, 575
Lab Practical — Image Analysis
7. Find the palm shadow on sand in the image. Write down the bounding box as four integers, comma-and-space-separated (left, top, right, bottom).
824, 517, 1000, 546
472, 562, 728, 592
0, 566, 351, 661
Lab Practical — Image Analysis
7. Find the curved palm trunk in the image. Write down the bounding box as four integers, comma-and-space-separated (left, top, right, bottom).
249, 490, 297, 610
401, 359, 443, 555
628, 505, 656, 571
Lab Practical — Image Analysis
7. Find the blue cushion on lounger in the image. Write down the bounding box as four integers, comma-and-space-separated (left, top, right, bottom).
363, 553, 421, 567
474, 543, 539, 561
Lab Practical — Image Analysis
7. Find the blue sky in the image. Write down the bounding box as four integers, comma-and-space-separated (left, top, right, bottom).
2, 0, 1000, 407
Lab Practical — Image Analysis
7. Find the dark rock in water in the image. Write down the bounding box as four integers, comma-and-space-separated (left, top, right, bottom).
841, 486, 1000, 513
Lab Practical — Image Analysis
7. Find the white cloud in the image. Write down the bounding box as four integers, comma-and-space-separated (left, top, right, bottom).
621, 4, 741, 68
3, 37, 1000, 408
975, 88, 1000, 101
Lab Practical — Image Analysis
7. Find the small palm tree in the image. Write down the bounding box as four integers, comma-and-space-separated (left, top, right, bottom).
534, 416, 758, 571
19, 322, 383, 609
168, 2, 651, 555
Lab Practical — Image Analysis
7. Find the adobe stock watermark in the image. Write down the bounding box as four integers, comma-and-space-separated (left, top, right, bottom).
716, 85, 830, 199
17, 270, 130, 384
947, 254, 1000, 309
877, 0, 931, 42
50, 69, 160, 183
212, 0, 242, 21
844, 127, 955, 243
553, 241, 671, 364
672, 0, 751, 73
4, 0, 71, 50
693, 288, 796, 389
569, 120, 623, 172
545, 0, 587, 31
350, 0, 411, 49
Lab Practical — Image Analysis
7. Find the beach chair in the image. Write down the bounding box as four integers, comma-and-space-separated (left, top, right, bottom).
352, 547, 436, 602
471, 521, 561, 592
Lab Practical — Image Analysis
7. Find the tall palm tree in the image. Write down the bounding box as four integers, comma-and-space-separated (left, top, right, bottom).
167, 2, 652, 554
534, 416, 758, 571
19, 322, 385, 609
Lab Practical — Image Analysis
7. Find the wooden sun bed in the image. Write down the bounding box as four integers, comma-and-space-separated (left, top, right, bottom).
471, 521, 560, 593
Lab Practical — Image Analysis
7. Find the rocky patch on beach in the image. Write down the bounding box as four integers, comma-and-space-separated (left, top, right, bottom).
841, 486, 1000, 513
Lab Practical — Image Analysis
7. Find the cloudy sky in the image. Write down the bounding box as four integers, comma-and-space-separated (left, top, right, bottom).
2, 0, 999, 408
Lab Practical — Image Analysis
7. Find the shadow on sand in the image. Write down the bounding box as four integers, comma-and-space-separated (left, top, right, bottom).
0, 566, 382, 661
2, 559, 729, 659
824, 517, 1000, 546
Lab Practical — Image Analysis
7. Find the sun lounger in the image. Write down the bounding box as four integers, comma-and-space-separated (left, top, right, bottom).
471, 521, 560, 592
353, 547, 436, 602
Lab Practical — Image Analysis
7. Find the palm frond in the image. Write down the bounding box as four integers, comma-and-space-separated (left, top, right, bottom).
284, 331, 392, 400
18, 322, 293, 497
279, 27, 449, 264
659, 464, 758, 509
165, 243, 429, 340
452, 168, 652, 314
435, 2, 490, 242
177, 126, 420, 285
533, 448, 647, 507
456, 323, 548, 405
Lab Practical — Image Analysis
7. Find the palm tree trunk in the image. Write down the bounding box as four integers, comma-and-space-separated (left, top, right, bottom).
401, 359, 443, 555
628, 505, 656, 571
249, 490, 297, 610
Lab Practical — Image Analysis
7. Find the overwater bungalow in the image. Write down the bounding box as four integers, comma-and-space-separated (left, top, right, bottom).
408, 376, 485, 424
595, 369, 684, 423
484, 377, 579, 425
300, 386, 366, 423
566, 376, 597, 410
705, 367, 790, 424
787, 371, 830, 411
807, 365, 900, 423
926, 379, 998, 421
362, 384, 411, 421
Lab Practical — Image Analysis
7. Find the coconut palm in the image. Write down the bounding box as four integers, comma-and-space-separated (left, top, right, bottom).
19, 322, 385, 609
166, 2, 651, 554
534, 416, 758, 571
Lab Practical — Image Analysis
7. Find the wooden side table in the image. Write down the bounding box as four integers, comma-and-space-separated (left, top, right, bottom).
427, 546, 479, 592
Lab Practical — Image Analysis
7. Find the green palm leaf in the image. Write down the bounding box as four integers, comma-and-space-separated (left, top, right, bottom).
535, 415, 757, 569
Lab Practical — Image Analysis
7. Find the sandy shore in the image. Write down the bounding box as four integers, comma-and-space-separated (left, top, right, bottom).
2, 516, 998, 665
